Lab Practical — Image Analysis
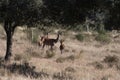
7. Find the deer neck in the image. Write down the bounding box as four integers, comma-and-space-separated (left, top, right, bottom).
56, 34, 59, 41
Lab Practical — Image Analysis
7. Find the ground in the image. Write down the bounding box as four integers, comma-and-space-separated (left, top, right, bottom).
0, 26, 120, 80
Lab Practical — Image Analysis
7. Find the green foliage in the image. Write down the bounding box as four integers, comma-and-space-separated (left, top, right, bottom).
0, 0, 43, 60
75, 34, 84, 41
0, 0, 42, 25
97, 30, 106, 35
95, 33, 111, 44
45, 50, 55, 58
26, 28, 39, 43
32, 31, 39, 43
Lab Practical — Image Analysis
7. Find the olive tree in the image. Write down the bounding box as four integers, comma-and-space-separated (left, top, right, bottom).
0, 0, 42, 60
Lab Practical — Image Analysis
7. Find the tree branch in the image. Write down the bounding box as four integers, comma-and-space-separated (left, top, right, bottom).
11, 22, 18, 36
4, 20, 9, 34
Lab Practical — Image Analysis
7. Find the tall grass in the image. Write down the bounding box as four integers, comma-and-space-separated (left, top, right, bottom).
26, 28, 40, 43
75, 34, 84, 41
95, 30, 111, 44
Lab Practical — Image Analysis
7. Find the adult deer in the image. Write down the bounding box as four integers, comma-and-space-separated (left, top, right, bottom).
40, 33, 60, 50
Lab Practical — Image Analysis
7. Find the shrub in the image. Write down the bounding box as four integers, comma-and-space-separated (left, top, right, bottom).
93, 62, 104, 69
101, 76, 109, 80
22, 53, 31, 62
26, 28, 39, 43
29, 51, 42, 58
65, 67, 76, 73
66, 55, 75, 61
45, 50, 55, 58
95, 33, 111, 43
103, 55, 119, 67
14, 54, 22, 61
75, 34, 84, 41
56, 57, 66, 63
32, 34, 39, 43
53, 71, 75, 80
98, 30, 106, 35
116, 64, 120, 70
75, 50, 84, 59
103, 55, 119, 64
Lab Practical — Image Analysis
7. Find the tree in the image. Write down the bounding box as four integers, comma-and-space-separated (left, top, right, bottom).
42, 0, 106, 24
105, 0, 120, 30
0, 0, 42, 60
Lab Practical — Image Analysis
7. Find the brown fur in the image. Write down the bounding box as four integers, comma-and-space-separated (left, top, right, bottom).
40, 33, 60, 49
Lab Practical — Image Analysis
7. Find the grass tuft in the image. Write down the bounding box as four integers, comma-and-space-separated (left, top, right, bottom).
75, 34, 84, 41
45, 50, 55, 58
14, 54, 22, 61
95, 33, 111, 44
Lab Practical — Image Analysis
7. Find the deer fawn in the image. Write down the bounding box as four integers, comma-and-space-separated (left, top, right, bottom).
40, 33, 60, 50
59, 40, 65, 54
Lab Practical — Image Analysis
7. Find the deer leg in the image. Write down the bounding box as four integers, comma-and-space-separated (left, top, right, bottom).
61, 50, 62, 54
42, 43, 45, 49
50, 44, 54, 50
50, 45, 52, 50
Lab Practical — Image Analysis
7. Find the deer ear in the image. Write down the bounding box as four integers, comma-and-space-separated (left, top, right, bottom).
39, 35, 42, 38
58, 31, 62, 35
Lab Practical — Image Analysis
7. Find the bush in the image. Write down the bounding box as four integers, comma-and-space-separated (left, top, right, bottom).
22, 53, 31, 62
45, 50, 55, 58
93, 62, 104, 69
103, 55, 119, 67
29, 51, 42, 58
97, 30, 106, 35
101, 76, 109, 80
65, 67, 76, 73
14, 54, 22, 61
56, 57, 66, 63
26, 28, 39, 43
95, 33, 111, 43
103, 55, 119, 64
53, 71, 75, 80
75, 34, 84, 41
66, 55, 75, 61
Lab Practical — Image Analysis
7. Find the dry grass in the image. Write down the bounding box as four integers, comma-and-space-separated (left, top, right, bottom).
56, 57, 66, 63
14, 54, 22, 61
92, 61, 104, 69
65, 67, 76, 73
75, 33, 84, 41
56, 52, 82, 63
95, 33, 111, 44
53, 71, 75, 80
103, 55, 119, 68
0, 27, 120, 80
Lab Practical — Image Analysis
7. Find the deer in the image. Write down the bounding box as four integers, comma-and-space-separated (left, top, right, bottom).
40, 33, 60, 50
38, 33, 48, 46
59, 40, 65, 54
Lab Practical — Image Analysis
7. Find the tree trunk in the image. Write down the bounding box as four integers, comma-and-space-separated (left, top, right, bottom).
4, 20, 17, 61
5, 32, 13, 61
